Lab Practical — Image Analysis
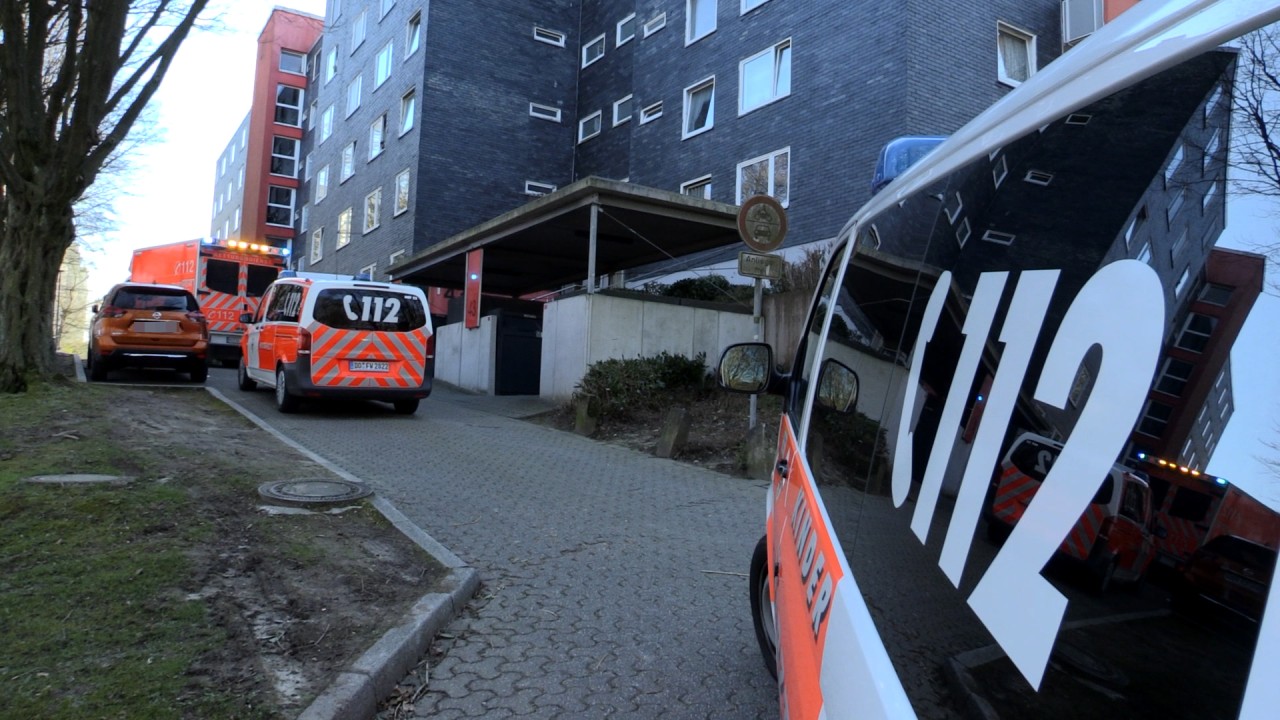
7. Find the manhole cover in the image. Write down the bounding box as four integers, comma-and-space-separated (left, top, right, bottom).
258, 478, 372, 506
23, 474, 133, 485
1053, 643, 1129, 687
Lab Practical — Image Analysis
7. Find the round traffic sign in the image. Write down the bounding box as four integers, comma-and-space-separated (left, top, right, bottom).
737, 195, 788, 252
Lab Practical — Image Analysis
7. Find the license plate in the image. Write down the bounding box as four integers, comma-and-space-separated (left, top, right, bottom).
215, 335, 238, 344
134, 320, 179, 333
350, 360, 389, 372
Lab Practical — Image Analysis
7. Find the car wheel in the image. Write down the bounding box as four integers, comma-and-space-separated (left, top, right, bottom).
189, 362, 208, 383
275, 367, 300, 413
87, 349, 107, 382
237, 358, 257, 391
393, 398, 420, 415
749, 535, 779, 679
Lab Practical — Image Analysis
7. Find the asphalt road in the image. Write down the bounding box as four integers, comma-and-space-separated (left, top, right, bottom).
206, 367, 778, 719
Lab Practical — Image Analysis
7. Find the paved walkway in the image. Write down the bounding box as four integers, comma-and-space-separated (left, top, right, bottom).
210, 372, 777, 718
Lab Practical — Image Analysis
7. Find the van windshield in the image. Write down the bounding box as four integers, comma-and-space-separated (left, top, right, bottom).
312, 288, 426, 332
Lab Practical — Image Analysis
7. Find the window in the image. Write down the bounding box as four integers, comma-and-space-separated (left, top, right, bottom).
1174, 268, 1190, 297
320, 105, 334, 142
687, 0, 716, 44
400, 89, 416, 134
407, 13, 422, 56
737, 147, 790, 206
394, 169, 411, 215
534, 26, 566, 47
1124, 206, 1147, 248
997, 22, 1036, 86
360, 263, 377, 279
266, 186, 295, 227
1199, 283, 1232, 306
364, 188, 382, 232
617, 14, 637, 46
270, 136, 299, 177
1136, 241, 1151, 264
1202, 180, 1219, 213
1170, 227, 1188, 262
640, 101, 663, 124
1137, 400, 1173, 438
275, 85, 303, 126
1156, 358, 1195, 397
315, 165, 330, 203
337, 208, 353, 249
351, 9, 367, 50
375, 42, 393, 87
1175, 313, 1216, 353
683, 77, 715, 138
739, 39, 791, 114
238, 167, 244, 189
582, 34, 605, 68
341, 142, 356, 181
309, 50, 320, 80
369, 114, 386, 159
530, 102, 562, 122
525, 180, 557, 196
992, 154, 1008, 187
681, 175, 712, 200
280, 50, 305, 75
307, 100, 317, 130
380, 0, 394, 18
310, 228, 324, 263
613, 95, 633, 126
578, 110, 602, 142
644, 13, 667, 37
346, 74, 363, 117
1167, 186, 1185, 225
1165, 144, 1185, 186
742, 0, 771, 12
389, 250, 406, 265
299, 205, 308, 233
234, 207, 241, 231
1204, 129, 1222, 173
324, 48, 337, 83
304, 151, 315, 181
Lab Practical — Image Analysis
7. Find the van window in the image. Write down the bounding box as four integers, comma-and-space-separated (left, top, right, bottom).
312, 288, 426, 331
266, 285, 304, 323
1120, 480, 1147, 521
246, 265, 279, 298
205, 259, 239, 294
1169, 488, 1213, 522
1009, 438, 1058, 482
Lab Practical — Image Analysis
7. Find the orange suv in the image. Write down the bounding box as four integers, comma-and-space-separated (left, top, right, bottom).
87, 283, 209, 382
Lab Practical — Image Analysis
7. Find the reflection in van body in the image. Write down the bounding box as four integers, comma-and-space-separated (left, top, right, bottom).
720, 2, 1280, 718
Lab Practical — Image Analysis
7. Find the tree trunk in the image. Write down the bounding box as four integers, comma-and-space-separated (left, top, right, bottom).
0, 198, 76, 392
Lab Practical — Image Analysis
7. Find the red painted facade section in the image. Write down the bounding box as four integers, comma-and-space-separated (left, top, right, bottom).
242, 9, 322, 255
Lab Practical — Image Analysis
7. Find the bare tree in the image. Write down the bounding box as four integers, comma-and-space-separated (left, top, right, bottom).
0, 0, 210, 392
1232, 26, 1280, 292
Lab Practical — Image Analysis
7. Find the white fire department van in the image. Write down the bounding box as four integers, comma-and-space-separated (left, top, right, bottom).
238, 272, 434, 415
718, 2, 1280, 718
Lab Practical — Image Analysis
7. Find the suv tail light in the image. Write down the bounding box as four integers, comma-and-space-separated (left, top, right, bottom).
298, 326, 312, 354
100, 305, 126, 318
186, 311, 208, 340
425, 331, 436, 360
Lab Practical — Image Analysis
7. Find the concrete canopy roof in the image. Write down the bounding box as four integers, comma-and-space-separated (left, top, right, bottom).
387, 177, 743, 297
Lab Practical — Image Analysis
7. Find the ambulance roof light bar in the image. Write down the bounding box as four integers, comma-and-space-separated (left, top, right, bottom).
1134, 451, 1226, 486
202, 236, 290, 257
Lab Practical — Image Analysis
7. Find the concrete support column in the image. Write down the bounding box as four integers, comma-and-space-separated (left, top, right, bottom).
587, 202, 599, 294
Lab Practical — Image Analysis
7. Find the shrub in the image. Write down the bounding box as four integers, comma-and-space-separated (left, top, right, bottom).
573, 352, 711, 418
642, 275, 754, 305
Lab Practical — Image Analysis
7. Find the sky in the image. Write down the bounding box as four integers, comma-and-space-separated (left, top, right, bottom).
83, 0, 1280, 507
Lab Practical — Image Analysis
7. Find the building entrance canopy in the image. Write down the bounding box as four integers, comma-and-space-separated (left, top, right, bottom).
387, 177, 742, 297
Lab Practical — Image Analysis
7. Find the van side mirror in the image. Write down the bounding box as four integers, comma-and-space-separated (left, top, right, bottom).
815, 358, 860, 414
239, 313, 254, 324
91, 304, 99, 314
718, 343, 773, 394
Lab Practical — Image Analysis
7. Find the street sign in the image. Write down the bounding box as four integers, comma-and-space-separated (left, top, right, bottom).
738, 251, 784, 280
737, 195, 788, 252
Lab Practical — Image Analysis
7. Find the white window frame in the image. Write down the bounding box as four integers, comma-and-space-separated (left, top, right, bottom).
389, 249, 406, 265
346, 74, 363, 117
275, 84, 304, 127
738, 39, 791, 115
682, 76, 715, 139
525, 180, 557, 196
680, 175, 713, 200
617, 13, 637, 47
406, 13, 422, 57
320, 105, 334, 143
736, 146, 790, 206
298, 205, 308, 233
269, 136, 300, 178
741, 0, 771, 14
530, 102, 562, 122
686, 0, 716, 45
315, 165, 330, 203
310, 227, 324, 263
266, 185, 295, 228
304, 151, 315, 181
1202, 179, 1219, 213
380, 0, 394, 19
643, 13, 667, 37
613, 95, 633, 126
369, 114, 387, 160
280, 50, 306, 75
400, 89, 416, 135
364, 187, 382, 233
582, 34, 606, 68
324, 47, 338, 84
534, 26, 566, 47
341, 141, 356, 181
1165, 143, 1185, 187
351, 9, 367, 51
640, 101, 663, 124
307, 100, 318, 130
337, 207, 353, 249
996, 21, 1036, 87
360, 262, 377, 279
394, 168, 411, 216
1174, 267, 1191, 298
578, 110, 603, 142
375, 42, 394, 88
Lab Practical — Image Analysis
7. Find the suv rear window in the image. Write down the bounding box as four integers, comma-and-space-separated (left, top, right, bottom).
114, 287, 198, 311
312, 288, 426, 332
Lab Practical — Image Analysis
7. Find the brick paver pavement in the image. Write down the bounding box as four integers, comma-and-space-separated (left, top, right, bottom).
210, 370, 777, 718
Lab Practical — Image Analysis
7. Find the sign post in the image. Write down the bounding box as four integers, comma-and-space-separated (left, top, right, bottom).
736, 196, 788, 429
